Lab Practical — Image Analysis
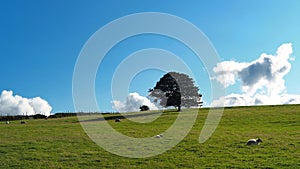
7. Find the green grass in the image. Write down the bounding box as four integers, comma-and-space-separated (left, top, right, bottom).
0, 105, 299, 168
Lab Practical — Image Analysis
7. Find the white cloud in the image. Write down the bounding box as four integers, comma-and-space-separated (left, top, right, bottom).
212, 43, 300, 107
112, 92, 158, 112
0, 90, 52, 116
212, 93, 300, 107
212, 60, 247, 87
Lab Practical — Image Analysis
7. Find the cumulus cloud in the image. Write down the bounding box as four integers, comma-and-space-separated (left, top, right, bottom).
0, 90, 52, 116
213, 60, 248, 88
212, 93, 300, 107
112, 92, 158, 112
212, 43, 300, 107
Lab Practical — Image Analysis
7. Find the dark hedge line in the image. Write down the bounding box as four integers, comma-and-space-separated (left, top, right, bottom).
0, 114, 48, 121
0, 112, 116, 122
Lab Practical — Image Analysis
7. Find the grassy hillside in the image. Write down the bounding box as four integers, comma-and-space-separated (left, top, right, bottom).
0, 105, 299, 168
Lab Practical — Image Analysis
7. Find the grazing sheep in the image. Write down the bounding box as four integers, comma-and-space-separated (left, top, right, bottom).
20, 121, 26, 124
6, 121, 10, 124
155, 134, 163, 138
246, 138, 263, 145
115, 118, 121, 122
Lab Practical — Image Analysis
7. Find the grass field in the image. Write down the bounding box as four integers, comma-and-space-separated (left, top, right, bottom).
1, 105, 299, 168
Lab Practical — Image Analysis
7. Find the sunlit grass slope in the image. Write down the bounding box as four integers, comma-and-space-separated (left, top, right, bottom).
0, 105, 299, 168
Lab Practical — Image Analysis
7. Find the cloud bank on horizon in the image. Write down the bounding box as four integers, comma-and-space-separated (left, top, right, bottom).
212, 43, 300, 107
0, 90, 52, 116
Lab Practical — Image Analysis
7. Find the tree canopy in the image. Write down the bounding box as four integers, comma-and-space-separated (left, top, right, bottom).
148, 72, 202, 111
140, 105, 149, 111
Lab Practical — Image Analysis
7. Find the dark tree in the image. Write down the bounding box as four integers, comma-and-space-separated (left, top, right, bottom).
32, 114, 47, 119
148, 72, 202, 111
140, 105, 150, 111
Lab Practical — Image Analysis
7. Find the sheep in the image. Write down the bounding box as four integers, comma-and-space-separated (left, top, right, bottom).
246, 138, 263, 145
155, 134, 163, 138
20, 121, 26, 124
6, 121, 10, 124
115, 118, 121, 122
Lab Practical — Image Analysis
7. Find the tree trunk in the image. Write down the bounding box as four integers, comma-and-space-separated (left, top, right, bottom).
177, 105, 181, 112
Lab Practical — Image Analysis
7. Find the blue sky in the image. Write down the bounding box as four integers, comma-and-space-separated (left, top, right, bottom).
1, 0, 300, 113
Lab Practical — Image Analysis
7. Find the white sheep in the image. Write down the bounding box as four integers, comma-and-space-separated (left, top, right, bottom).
6, 121, 10, 124
155, 134, 163, 138
246, 138, 263, 145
